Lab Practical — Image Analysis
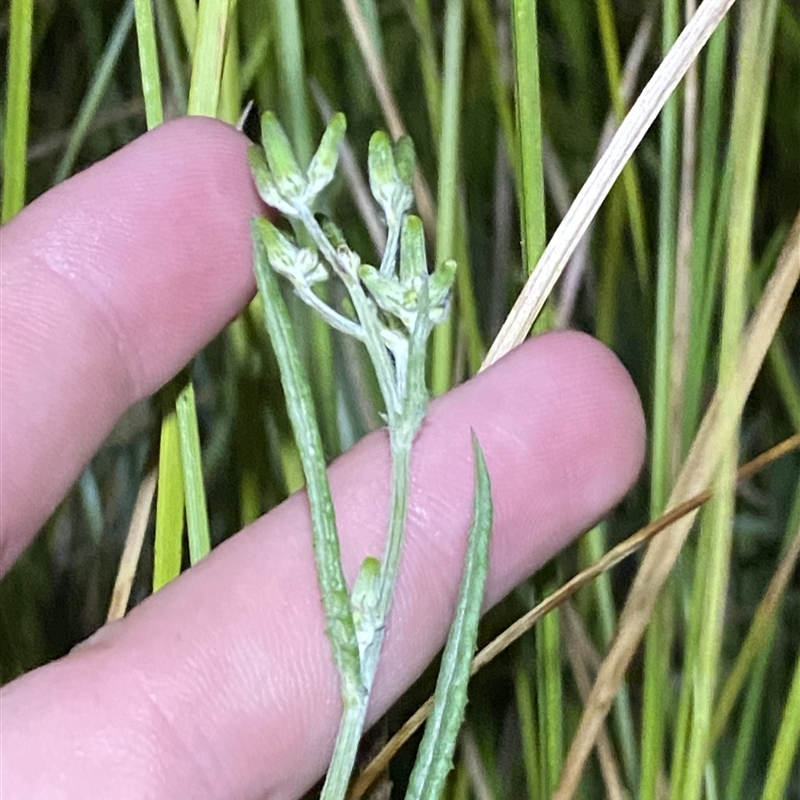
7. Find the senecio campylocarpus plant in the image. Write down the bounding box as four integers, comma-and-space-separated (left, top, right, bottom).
248, 110, 494, 800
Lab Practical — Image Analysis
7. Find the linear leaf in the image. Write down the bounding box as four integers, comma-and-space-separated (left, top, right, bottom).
405, 433, 493, 800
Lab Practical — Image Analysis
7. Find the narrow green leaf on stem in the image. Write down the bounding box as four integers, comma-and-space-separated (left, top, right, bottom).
251, 219, 362, 697
307, 112, 347, 198
2, 0, 34, 222
261, 110, 307, 198
405, 434, 493, 800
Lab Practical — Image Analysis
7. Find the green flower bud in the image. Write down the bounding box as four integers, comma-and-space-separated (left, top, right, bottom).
296, 247, 328, 285
368, 131, 413, 225
306, 113, 346, 200
321, 216, 347, 248
256, 216, 299, 279
260, 111, 307, 200
399, 215, 427, 282
368, 131, 395, 212
248, 146, 298, 218
393, 136, 416, 186
429, 259, 457, 306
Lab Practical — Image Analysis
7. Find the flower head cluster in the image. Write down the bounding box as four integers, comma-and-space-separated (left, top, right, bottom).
249, 111, 456, 419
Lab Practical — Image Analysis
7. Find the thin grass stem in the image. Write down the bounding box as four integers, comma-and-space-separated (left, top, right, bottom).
2, 0, 34, 222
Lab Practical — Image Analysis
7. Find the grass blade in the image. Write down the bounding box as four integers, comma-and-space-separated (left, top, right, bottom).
53, 0, 136, 185
431, 0, 466, 396
510, 0, 546, 275
188, 0, 231, 116
758, 645, 800, 800
133, 0, 164, 127
154, 407, 185, 591
2, 0, 34, 221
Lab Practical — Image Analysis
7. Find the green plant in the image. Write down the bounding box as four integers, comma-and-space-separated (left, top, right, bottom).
249, 110, 494, 799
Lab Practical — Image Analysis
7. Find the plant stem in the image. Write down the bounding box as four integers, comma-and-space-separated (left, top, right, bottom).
321, 700, 371, 799
298, 207, 401, 420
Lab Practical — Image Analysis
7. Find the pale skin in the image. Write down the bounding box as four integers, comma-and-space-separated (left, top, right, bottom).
0, 117, 646, 799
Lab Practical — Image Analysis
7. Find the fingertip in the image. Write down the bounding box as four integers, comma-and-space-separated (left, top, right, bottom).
1, 117, 266, 566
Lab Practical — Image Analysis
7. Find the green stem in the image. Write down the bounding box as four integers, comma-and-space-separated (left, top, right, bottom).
2, 0, 34, 221
252, 220, 362, 695
299, 208, 400, 420
320, 700, 370, 800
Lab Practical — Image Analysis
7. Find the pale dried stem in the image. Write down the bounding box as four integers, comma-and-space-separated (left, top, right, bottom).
553, 212, 800, 800
484, 0, 740, 367
669, 0, 699, 479
562, 603, 626, 800
107, 467, 158, 621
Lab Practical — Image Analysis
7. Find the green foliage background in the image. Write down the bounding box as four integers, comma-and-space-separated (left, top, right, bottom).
1, 0, 799, 796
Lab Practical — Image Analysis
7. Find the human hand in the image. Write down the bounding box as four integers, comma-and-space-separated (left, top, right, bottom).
0, 118, 645, 799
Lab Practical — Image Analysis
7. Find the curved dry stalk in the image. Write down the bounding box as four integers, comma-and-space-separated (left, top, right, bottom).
553, 212, 800, 800
347, 431, 800, 800
483, 0, 740, 368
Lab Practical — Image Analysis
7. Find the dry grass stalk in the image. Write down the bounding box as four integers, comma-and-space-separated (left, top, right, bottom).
553, 212, 800, 799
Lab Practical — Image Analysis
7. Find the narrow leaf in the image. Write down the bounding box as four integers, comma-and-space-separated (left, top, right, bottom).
251, 220, 362, 699
405, 434, 493, 800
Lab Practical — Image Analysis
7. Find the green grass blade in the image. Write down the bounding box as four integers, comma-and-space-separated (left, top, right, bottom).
510, 0, 546, 275
133, 0, 164, 128
173, 0, 197, 53
431, 0, 466, 396
711, 480, 800, 745
175, 379, 211, 562
405, 434, 493, 800
514, 645, 542, 800
274, 0, 313, 165
595, 0, 650, 294
682, 17, 729, 447
187, 0, 231, 116
408, 0, 442, 139
679, 1, 780, 795
218, 19, 241, 124
53, 0, 136, 185
469, 0, 518, 181
154, 0, 188, 114
2, 0, 34, 222
724, 643, 774, 800
640, 0, 680, 795
536, 581, 563, 795
580, 523, 639, 788
759, 645, 800, 800
251, 218, 361, 696
154, 407, 185, 590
